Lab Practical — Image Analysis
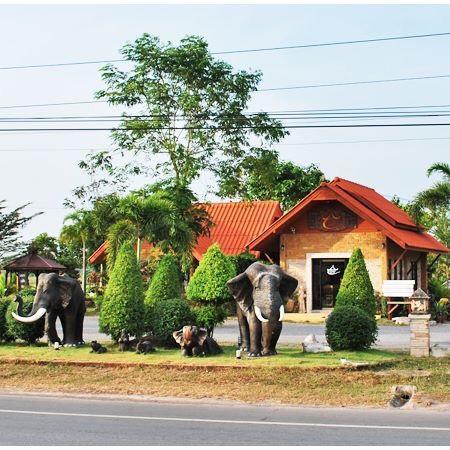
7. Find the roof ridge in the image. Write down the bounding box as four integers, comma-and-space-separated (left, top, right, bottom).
331, 177, 376, 191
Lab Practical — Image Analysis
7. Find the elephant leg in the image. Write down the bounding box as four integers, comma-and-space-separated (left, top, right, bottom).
247, 313, 262, 357
75, 305, 85, 345
270, 322, 282, 354
261, 322, 282, 356
45, 311, 60, 344
236, 306, 250, 351
59, 313, 66, 344
62, 311, 77, 346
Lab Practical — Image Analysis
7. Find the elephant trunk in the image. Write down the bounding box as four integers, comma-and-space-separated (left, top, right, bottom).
12, 294, 48, 323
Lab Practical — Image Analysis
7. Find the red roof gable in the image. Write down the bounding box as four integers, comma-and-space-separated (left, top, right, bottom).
248, 178, 448, 254
89, 200, 282, 265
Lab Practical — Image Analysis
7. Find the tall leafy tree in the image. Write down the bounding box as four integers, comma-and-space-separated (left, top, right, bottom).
74, 34, 287, 201
0, 201, 40, 261
105, 219, 136, 272
60, 210, 95, 291
218, 150, 324, 210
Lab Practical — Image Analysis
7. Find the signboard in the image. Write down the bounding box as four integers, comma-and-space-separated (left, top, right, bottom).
381, 280, 415, 298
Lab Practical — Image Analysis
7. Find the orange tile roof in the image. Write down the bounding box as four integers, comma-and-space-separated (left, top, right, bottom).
88, 200, 282, 265
249, 177, 449, 254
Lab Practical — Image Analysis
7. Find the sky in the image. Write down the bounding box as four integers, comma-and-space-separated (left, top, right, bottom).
1, 3, 450, 241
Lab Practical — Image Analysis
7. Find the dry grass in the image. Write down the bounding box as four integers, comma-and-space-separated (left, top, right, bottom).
0, 344, 448, 407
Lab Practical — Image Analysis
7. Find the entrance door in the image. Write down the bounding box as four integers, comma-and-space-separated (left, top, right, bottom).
312, 259, 348, 309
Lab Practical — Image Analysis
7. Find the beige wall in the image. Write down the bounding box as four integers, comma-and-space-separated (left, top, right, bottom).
280, 231, 387, 311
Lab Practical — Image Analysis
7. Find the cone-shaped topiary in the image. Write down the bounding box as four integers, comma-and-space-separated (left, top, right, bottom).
145, 254, 181, 306
99, 242, 145, 341
335, 248, 376, 317
186, 243, 236, 335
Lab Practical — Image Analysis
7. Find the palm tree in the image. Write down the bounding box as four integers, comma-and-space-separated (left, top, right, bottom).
105, 219, 136, 272
60, 210, 94, 292
414, 162, 450, 212
117, 193, 173, 262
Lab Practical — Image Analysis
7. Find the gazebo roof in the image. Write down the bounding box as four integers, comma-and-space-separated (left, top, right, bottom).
3, 253, 66, 272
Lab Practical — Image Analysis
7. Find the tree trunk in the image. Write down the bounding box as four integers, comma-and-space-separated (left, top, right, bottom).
82, 240, 87, 293
137, 236, 142, 263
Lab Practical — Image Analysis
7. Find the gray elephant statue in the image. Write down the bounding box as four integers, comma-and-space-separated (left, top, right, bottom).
12, 273, 86, 347
227, 262, 298, 357
173, 325, 222, 357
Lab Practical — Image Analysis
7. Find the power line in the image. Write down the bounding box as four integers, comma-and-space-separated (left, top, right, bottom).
0, 100, 107, 110
3, 122, 450, 132
277, 136, 450, 146
2, 31, 450, 70
258, 74, 450, 92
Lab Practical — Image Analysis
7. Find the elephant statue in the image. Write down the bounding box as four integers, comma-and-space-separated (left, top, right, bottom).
173, 325, 222, 357
12, 273, 86, 347
227, 262, 298, 357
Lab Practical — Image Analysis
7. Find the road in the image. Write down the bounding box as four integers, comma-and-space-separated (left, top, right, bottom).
0, 393, 448, 445
81, 316, 450, 350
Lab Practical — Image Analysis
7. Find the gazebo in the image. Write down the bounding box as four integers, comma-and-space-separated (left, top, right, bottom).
2, 252, 66, 291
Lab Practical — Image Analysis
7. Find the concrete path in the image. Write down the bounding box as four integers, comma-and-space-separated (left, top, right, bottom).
0, 393, 449, 445
80, 316, 450, 350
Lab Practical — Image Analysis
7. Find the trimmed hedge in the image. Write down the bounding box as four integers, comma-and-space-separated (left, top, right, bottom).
335, 248, 376, 317
99, 243, 146, 341
148, 298, 196, 347
5, 296, 45, 344
0, 297, 11, 341
194, 304, 227, 334
325, 305, 378, 351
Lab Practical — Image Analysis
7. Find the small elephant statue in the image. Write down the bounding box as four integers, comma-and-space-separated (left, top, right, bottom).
173, 325, 222, 357
136, 339, 155, 354
118, 330, 133, 351
90, 341, 107, 354
12, 273, 86, 347
227, 262, 298, 357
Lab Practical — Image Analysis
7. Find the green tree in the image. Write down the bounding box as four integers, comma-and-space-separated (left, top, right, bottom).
28, 233, 59, 259
186, 243, 236, 336
73, 34, 287, 201
105, 219, 136, 272
218, 151, 324, 210
60, 210, 95, 292
335, 248, 376, 317
145, 254, 181, 306
0, 201, 40, 261
99, 243, 145, 341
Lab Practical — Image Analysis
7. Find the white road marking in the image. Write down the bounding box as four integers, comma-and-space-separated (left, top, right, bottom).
0, 409, 449, 432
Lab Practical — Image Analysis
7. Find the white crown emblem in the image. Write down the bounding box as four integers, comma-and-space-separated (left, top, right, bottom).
327, 265, 340, 276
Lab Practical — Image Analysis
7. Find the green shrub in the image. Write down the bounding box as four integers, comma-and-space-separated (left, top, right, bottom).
145, 254, 181, 306
99, 243, 146, 341
229, 252, 257, 275
19, 287, 37, 298
5, 296, 45, 344
186, 244, 236, 334
0, 297, 11, 341
94, 295, 104, 312
325, 305, 378, 351
0, 275, 5, 296
149, 298, 196, 347
194, 304, 228, 335
335, 248, 376, 317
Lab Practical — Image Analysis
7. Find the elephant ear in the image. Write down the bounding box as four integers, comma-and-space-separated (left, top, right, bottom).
172, 329, 184, 345
197, 329, 208, 346
57, 277, 73, 309
279, 272, 299, 301
227, 272, 253, 313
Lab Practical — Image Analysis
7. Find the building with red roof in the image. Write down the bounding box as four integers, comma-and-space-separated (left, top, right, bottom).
88, 200, 282, 266
248, 177, 448, 312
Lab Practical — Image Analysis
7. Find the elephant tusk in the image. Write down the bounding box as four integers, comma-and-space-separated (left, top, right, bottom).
279, 304, 285, 322
254, 305, 268, 323
12, 307, 46, 323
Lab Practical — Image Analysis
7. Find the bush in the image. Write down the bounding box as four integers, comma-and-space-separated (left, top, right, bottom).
194, 304, 228, 335
229, 252, 257, 275
94, 295, 104, 312
99, 243, 146, 341
335, 248, 376, 317
325, 305, 378, 351
149, 298, 196, 347
0, 275, 5, 296
0, 297, 11, 341
145, 254, 181, 306
5, 296, 45, 344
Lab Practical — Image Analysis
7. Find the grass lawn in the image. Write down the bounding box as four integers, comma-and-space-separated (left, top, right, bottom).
0, 343, 448, 407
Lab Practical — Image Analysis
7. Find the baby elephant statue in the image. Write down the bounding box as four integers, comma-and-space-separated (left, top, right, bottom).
173, 325, 222, 357
227, 262, 298, 357
136, 339, 155, 354
90, 341, 107, 354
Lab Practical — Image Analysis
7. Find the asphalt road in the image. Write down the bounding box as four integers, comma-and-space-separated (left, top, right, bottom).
0, 394, 449, 445
81, 316, 450, 350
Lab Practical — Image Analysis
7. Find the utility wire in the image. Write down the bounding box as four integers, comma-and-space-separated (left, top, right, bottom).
1, 31, 450, 70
